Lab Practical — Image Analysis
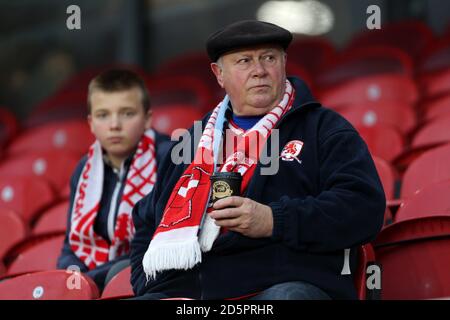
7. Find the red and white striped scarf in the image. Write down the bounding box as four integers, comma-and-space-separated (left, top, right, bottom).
69, 129, 157, 270
143, 80, 295, 279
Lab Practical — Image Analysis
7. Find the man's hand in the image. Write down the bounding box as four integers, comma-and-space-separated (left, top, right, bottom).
209, 196, 273, 238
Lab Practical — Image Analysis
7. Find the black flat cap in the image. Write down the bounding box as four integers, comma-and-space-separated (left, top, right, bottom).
206, 20, 293, 62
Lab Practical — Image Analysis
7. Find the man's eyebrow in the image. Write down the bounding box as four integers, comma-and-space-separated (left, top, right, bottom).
118, 106, 136, 110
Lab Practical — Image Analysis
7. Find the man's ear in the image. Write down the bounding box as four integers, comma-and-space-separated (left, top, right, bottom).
211, 63, 224, 88
144, 109, 152, 130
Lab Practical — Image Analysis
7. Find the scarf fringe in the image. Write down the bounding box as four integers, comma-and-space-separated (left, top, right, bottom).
199, 215, 221, 252
143, 237, 202, 281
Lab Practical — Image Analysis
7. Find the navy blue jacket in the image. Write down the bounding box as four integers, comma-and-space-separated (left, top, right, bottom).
57, 130, 171, 289
130, 78, 386, 299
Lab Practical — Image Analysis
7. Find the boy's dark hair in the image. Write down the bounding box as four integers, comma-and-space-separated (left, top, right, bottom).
87, 69, 150, 113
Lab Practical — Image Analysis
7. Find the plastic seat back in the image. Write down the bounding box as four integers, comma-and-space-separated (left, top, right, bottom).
396, 180, 450, 222
401, 144, 450, 199
320, 74, 418, 108
339, 101, 416, 135
0, 150, 79, 193
6, 234, 65, 275
0, 176, 55, 225
424, 94, 450, 122
152, 104, 204, 137
0, 270, 99, 300
101, 266, 133, 299
356, 125, 404, 163
354, 244, 376, 300
412, 117, 450, 150
373, 157, 396, 200
347, 20, 434, 60
374, 216, 450, 299
0, 209, 28, 260
32, 201, 69, 235
7, 120, 94, 157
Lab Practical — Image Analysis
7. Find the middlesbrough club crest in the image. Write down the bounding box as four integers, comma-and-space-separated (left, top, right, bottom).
280, 140, 304, 163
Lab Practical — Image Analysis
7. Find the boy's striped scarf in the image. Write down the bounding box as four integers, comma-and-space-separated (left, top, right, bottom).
69, 129, 157, 269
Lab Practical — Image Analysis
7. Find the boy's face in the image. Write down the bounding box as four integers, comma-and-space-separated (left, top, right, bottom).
88, 87, 151, 164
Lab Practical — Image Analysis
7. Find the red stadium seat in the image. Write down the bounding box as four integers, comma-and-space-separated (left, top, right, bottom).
147, 75, 214, 113
0, 261, 5, 276
319, 74, 418, 108
27, 64, 151, 127
155, 52, 224, 107
373, 157, 396, 201
400, 143, 450, 199
338, 101, 416, 135
356, 125, 404, 163
32, 201, 69, 235
0, 107, 19, 148
7, 120, 94, 157
101, 266, 133, 299
418, 38, 450, 74
25, 90, 88, 128
60, 184, 71, 200
354, 244, 376, 300
287, 36, 336, 76
152, 104, 205, 137
419, 68, 450, 99
411, 116, 450, 150
0, 270, 99, 300
0, 176, 56, 225
156, 52, 212, 81
423, 94, 450, 122
317, 46, 414, 88
374, 215, 450, 299
0, 209, 28, 260
395, 180, 450, 222
347, 20, 434, 61
5, 234, 65, 275
0, 150, 79, 193
285, 61, 313, 92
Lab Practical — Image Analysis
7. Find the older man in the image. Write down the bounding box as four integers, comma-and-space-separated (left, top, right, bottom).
130, 20, 385, 300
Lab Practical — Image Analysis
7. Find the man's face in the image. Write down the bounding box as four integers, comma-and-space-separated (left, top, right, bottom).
211, 45, 287, 116
88, 87, 151, 164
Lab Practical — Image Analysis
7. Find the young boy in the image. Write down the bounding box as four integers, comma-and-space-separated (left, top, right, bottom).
57, 69, 171, 290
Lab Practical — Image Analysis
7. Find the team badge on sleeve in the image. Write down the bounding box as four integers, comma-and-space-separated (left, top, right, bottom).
280, 140, 304, 163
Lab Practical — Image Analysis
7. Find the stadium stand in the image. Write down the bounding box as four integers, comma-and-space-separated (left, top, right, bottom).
1, 2, 449, 300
